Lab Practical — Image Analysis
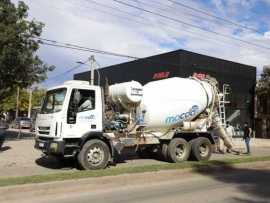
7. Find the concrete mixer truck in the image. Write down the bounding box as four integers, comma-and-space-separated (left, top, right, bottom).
34, 76, 236, 169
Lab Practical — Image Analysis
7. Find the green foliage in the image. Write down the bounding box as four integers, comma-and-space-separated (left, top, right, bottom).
0, 0, 54, 102
256, 66, 270, 95
0, 88, 45, 112
32, 87, 46, 107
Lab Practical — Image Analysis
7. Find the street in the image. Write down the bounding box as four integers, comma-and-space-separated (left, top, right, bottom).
1, 161, 270, 203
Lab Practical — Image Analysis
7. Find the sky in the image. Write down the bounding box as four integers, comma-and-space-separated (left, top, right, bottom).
11, 0, 270, 88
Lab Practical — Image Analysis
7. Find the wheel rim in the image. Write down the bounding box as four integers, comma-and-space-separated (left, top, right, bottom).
87, 146, 104, 166
199, 143, 209, 157
175, 144, 186, 160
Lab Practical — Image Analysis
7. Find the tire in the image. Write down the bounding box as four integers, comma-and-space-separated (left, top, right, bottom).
190, 137, 212, 161
168, 138, 191, 163
77, 139, 110, 170
161, 143, 169, 162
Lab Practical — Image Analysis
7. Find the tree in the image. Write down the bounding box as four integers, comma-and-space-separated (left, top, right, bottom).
0, 0, 54, 102
256, 66, 270, 95
0, 88, 45, 113
31, 87, 46, 108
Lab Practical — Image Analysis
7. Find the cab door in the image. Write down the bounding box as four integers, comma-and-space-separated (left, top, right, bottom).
64, 88, 103, 138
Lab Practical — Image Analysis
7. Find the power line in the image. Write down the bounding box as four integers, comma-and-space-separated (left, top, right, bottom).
35, 0, 270, 56
137, 0, 263, 37
131, 0, 229, 28
46, 59, 89, 81
82, 0, 269, 56
113, 0, 270, 51
36, 30, 262, 72
167, 0, 262, 34
83, 0, 211, 45
30, 0, 269, 59
120, 0, 268, 53
38, 36, 260, 83
40, 40, 187, 83
85, 0, 147, 21
38, 38, 139, 59
82, 0, 150, 27
36, 37, 195, 70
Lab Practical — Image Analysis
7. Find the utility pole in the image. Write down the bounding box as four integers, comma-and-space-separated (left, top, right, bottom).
89, 55, 96, 85
15, 87, 20, 118
28, 88, 32, 118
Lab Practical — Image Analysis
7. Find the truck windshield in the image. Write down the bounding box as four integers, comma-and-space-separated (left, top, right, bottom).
40, 88, 67, 114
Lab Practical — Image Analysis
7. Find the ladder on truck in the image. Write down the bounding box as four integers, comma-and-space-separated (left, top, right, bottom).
219, 84, 230, 127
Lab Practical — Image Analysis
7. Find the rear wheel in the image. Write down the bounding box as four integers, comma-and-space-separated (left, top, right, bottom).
190, 137, 212, 161
168, 138, 191, 163
161, 143, 169, 162
77, 139, 110, 170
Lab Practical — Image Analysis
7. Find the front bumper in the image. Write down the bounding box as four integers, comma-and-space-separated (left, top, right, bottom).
35, 138, 65, 155
20, 124, 31, 128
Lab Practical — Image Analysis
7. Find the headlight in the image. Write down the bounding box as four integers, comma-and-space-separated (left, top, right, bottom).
50, 142, 58, 152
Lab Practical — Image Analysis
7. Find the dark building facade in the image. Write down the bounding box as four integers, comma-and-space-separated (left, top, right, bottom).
74, 49, 257, 128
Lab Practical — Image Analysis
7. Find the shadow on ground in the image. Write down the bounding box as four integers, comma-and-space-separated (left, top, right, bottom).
115, 147, 146, 164
231, 198, 269, 203
0, 146, 11, 153
35, 156, 78, 170
35, 151, 144, 171
192, 160, 270, 203
35, 147, 157, 170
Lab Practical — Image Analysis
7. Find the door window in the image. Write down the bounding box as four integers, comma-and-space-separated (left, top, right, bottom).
77, 89, 95, 112
67, 89, 96, 124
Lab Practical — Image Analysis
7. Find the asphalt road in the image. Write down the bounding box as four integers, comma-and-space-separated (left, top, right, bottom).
1, 161, 270, 203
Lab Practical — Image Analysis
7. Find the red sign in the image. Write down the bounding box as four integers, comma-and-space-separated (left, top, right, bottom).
193, 72, 206, 80
153, 71, 170, 80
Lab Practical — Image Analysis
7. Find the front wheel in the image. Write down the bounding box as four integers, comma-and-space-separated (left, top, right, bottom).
77, 139, 111, 170
168, 138, 191, 163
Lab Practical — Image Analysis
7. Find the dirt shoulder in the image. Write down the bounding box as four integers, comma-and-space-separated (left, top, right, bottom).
1, 138, 270, 178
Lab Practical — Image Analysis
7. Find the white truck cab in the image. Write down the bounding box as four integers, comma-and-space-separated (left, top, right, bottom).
35, 81, 106, 164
